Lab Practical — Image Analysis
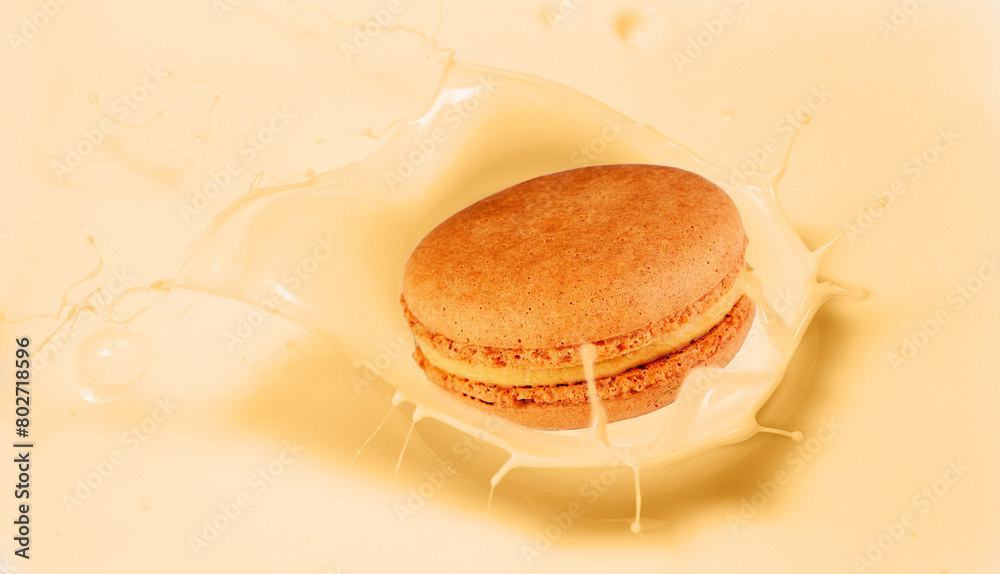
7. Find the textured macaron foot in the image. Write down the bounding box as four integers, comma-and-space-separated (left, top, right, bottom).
413, 296, 754, 430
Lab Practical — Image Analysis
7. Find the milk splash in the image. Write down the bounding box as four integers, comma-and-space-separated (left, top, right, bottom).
14, 41, 861, 532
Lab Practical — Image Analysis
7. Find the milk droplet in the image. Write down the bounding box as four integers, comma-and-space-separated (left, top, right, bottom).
76, 325, 149, 402
613, 7, 666, 50
615, 12, 648, 48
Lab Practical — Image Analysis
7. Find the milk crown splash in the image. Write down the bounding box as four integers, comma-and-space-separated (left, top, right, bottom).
14, 43, 859, 533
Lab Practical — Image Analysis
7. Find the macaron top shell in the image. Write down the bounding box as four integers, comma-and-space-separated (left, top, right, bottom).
401, 164, 746, 350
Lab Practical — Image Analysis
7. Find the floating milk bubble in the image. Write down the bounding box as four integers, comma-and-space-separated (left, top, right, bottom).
76, 324, 149, 402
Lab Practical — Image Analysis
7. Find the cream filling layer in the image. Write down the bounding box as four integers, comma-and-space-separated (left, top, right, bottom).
415, 280, 745, 387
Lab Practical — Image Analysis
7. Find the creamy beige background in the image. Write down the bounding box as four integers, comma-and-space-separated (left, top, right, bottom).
1, 0, 999, 572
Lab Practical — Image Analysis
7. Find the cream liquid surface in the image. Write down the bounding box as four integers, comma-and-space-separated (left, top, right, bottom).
2, 1, 999, 573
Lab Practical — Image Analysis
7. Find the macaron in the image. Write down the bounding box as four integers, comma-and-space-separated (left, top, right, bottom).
401, 164, 754, 430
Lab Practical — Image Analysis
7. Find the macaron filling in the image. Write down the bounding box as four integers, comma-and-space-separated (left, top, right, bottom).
410, 271, 747, 387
